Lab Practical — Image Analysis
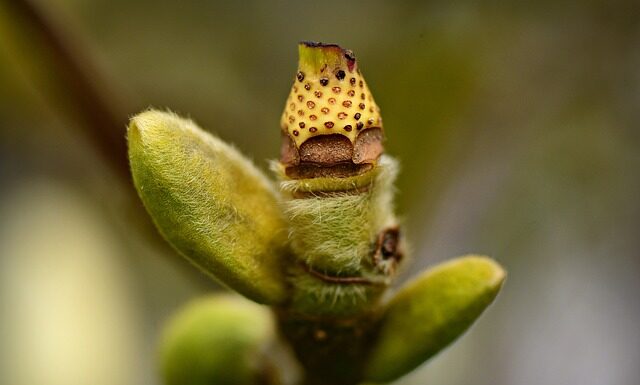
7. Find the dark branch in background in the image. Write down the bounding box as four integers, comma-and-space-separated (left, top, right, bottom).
4, 0, 213, 288
6, 0, 129, 179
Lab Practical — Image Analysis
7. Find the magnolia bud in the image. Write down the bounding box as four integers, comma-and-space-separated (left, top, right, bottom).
128, 110, 288, 304
365, 256, 506, 382
159, 295, 275, 385
280, 42, 384, 179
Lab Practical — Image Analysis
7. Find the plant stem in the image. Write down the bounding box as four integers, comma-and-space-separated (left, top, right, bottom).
277, 311, 380, 385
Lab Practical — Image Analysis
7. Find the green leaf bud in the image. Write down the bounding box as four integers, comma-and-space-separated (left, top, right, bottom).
364, 255, 506, 383
128, 110, 288, 304
159, 295, 275, 385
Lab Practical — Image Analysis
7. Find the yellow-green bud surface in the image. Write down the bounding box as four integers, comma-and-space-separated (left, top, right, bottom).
365, 256, 506, 383
128, 110, 288, 304
281, 42, 382, 148
159, 295, 274, 385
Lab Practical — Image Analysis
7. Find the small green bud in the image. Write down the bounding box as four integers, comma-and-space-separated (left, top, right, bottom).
128, 110, 288, 304
159, 295, 274, 385
364, 255, 506, 383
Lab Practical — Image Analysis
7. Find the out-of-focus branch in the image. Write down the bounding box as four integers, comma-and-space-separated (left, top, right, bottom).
2, 0, 129, 179
0, 0, 214, 288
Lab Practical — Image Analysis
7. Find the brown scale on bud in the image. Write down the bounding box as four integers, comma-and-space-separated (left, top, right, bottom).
280, 42, 384, 179
372, 227, 403, 275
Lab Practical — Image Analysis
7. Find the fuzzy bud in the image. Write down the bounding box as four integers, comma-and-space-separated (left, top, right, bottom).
159, 295, 275, 385
128, 110, 288, 304
365, 256, 506, 382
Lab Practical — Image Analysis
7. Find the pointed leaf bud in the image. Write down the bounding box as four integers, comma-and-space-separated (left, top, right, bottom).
365, 256, 506, 382
128, 110, 288, 304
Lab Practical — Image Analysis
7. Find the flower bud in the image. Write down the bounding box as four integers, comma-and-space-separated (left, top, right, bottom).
280, 42, 384, 179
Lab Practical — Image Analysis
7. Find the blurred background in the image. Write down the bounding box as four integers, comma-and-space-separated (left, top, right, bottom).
1, 0, 639, 384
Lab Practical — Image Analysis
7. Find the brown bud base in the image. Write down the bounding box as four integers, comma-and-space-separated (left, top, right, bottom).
281, 127, 383, 179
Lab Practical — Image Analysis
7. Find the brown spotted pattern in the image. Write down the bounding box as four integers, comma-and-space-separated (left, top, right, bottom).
281, 60, 382, 148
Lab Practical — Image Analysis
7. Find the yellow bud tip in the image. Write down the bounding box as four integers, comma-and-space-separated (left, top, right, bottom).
297, 41, 358, 76
281, 42, 384, 172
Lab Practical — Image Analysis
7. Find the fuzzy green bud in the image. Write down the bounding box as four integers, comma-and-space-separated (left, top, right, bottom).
128, 110, 288, 304
159, 295, 275, 385
364, 256, 506, 383
275, 43, 401, 317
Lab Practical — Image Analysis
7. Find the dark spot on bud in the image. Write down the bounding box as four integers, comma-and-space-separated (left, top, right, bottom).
293, 130, 299, 136
359, 103, 366, 110
307, 101, 315, 109
336, 70, 346, 80
350, 78, 356, 86
332, 86, 341, 94
297, 72, 305, 82
328, 98, 336, 105
320, 78, 329, 86
338, 112, 347, 119
344, 50, 356, 71
309, 114, 317, 121
367, 118, 374, 126
356, 122, 364, 130
381, 228, 400, 260
372, 227, 403, 275
321, 107, 330, 114
354, 113, 361, 120
347, 90, 355, 97
344, 125, 352, 132
304, 83, 311, 90
299, 122, 305, 128
297, 95, 304, 102
361, 93, 365, 100
344, 50, 355, 61
309, 127, 317, 133
297, 110, 304, 116
288, 115, 295, 123
342, 100, 352, 108
314, 90, 323, 98
359, 80, 363, 87
324, 121, 334, 128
